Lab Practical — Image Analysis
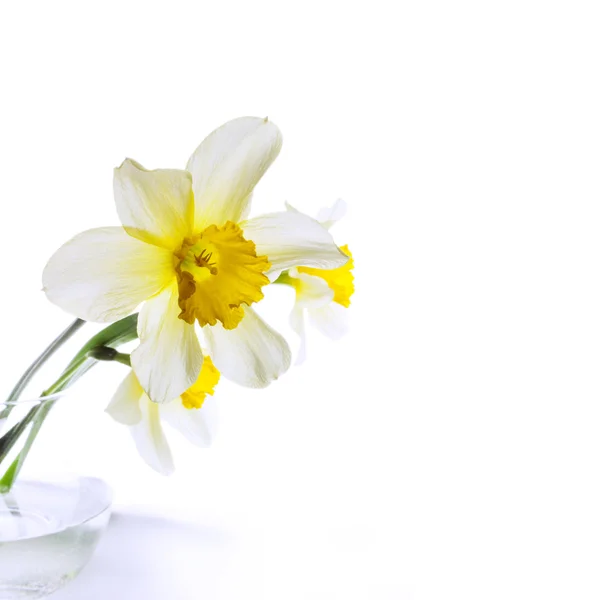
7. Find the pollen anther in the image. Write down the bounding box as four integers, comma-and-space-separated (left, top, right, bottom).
174, 221, 271, 329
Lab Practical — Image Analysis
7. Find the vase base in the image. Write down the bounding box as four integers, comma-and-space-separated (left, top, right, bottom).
0, 477, 112, 599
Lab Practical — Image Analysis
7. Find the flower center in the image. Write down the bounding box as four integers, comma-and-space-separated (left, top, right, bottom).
174, 222, 270, 329
297, 245, 354, 307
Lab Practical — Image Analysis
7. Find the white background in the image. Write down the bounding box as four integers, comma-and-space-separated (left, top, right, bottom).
1, 1, 600, 598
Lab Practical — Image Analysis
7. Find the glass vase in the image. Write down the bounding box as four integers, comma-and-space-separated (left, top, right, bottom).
0, 394, 112, 599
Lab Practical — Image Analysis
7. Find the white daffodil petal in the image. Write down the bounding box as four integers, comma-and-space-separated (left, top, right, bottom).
289, 304, 307, 365
316, 198, 347, 229
241, 211, 348, 280
187, 117, 282, 229
131, 282, 203, 404
130, 399, 174, 475
293, 271, 335, 309
114, 159, 194, 250
308, 302, 349, 340
105, 371, 144, 426
203, 306, 291, 388
285, 199, 346, 230
161, 394, 218, 448
238, 193, 254, 222
43, 227, 174, 323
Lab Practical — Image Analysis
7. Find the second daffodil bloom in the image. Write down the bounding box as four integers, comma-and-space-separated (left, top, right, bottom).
106, 356, 221, 475
43, 117, 349, 403
279, 199, 355, 363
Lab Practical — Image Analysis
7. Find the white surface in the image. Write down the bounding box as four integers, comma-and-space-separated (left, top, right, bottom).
2, 1, 600, 598
54, 506, 410, 600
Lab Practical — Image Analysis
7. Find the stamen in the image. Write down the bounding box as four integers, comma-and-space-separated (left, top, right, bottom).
175, 222, 271, 329
194, 249, 218, 275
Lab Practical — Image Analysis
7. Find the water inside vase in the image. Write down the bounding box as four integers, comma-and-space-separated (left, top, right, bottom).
0, 477, 111, 599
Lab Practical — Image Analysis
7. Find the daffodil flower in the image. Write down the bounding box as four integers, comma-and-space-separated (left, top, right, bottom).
279, 199, 354, 363
43, 117, 348, 402
105, 356, 220, 475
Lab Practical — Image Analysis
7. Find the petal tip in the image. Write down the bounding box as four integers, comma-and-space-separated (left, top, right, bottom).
115, 157, 136, 171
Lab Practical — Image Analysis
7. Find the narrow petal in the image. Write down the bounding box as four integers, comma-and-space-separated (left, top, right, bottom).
290, 269, 335, 309
203, 307, 291, 388
316, 198, 347, 229
105, 371, 144, 425
289, 304, 308, 365
308, 302, 349, 340
43, 227, 174, 323
187, 117, 282, 229
287, 269, 334, 366
114, 159, 194, 250
242, 211, 348, 280
131, 282, 203, 403
161, 394, 218, 447
285, 198, 347, 230
130, 398, 174, 475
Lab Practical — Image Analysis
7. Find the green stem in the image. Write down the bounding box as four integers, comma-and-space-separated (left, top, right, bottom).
58, 313, 139, 387
0, 406, 40, 459
0, 400, 56, 493
113, 352, 132, 367
43, 355, 89, 397
0, 314, 139, 493
0, 319, 85, 422
87, 346, 131, 367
